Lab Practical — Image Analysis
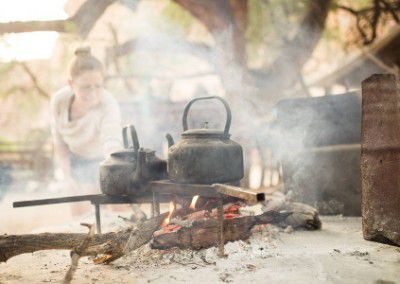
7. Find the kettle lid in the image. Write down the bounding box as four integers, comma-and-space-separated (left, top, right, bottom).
182, 129, 230, 139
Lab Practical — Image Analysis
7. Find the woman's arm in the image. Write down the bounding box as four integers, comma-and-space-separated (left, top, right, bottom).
49, 91, 72, 181
53, 142, 72, 181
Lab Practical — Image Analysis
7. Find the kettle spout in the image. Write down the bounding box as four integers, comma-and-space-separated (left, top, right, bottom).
166, 133, 174, 148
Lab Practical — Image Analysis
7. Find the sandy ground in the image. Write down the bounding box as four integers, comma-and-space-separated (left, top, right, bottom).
1, 189, 399, 284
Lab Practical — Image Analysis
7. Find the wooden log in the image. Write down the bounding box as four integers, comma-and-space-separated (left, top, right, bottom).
151, 211, 292, 250
0, 212, 167, 263
0, 206, 206, 263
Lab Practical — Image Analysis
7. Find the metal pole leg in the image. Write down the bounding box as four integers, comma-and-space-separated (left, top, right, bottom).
94, 202, 101, 234
217, 198, 225, 257
152, 191, 160, 216
151, 193, 155, 218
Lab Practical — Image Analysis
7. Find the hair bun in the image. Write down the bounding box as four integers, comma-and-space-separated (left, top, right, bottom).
74, 46, 91, 57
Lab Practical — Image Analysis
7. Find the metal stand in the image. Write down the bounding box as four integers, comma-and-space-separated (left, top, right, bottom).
13, 194, 169, 234
217, 198, 225, 257
93, 202, 101, 234
14, 181, 264, 256
152, 191, 160, 217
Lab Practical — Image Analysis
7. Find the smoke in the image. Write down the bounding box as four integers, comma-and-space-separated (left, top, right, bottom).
114, 4, 321, 191
57, 2, 362, 216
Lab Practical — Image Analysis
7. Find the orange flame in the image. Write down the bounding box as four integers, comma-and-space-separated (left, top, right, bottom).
189, 195, 200, 210
162, 201, 176, 227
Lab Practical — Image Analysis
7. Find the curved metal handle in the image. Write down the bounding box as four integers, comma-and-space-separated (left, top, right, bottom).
122, 125, 140, 154
182, 96, 231, 137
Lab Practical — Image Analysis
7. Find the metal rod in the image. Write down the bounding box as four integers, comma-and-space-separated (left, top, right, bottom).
217, 198, 225, 257
95, 203, 101, 234
13, 194, 104, 207
13, 193, 167, 208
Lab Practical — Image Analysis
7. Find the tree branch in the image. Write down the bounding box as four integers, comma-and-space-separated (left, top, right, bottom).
71, 0, 116, 38
107, 24, 134, 93
19, 62, 50, 99
0, 20, 71, 35
337, 0, 400, 45
172, 0, 248, 66
172, 0, 233, 33
0, 0, 116, 38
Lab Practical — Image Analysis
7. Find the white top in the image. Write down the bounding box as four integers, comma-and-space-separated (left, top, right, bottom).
50, 86, 122, 159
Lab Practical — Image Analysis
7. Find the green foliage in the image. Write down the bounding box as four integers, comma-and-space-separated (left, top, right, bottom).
158, 1, 199, 34
0, 136, 17, 151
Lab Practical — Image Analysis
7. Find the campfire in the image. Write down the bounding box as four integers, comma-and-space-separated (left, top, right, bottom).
3, 96, 322, 283
156, 198, 243, 239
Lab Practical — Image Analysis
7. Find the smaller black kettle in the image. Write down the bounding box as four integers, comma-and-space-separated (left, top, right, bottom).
100, 125, 168, 196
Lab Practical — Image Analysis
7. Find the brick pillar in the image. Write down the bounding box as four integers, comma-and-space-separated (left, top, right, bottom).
361, 74, 400, 246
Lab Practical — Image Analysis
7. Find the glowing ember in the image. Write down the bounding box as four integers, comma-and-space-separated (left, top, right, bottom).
189, 195, 199, 210
161, 201, 176, 227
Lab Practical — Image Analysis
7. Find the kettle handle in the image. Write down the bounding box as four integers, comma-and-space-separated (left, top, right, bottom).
122, 125, 140, 154
166, 133, 175, 148
182, 96, 232, 137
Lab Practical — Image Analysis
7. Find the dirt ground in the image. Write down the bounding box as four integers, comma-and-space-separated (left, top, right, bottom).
1, 189, 399, 284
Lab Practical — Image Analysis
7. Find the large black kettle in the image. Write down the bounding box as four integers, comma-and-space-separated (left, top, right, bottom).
167, 96, 244, 184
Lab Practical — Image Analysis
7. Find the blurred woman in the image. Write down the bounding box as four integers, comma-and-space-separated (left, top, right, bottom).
50, 47, 121, 215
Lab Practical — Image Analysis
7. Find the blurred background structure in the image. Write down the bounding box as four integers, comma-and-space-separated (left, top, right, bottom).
1, 0, 400, 231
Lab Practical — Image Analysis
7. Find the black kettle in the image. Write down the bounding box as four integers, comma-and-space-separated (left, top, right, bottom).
100, 125, 140, 195
167, 96, 244, 184
100, 125, 168, 196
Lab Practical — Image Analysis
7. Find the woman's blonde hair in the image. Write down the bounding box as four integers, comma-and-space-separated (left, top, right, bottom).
69, 47, 103, 80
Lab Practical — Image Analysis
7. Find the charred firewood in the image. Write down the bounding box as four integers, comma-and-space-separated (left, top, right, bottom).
151, 211, 292, 250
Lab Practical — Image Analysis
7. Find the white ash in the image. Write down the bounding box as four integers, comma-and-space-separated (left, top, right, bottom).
238, 203, 264, 216
119, 222, 283, 271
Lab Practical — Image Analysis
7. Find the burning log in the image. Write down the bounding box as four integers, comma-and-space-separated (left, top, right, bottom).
151, 195, 322, 251
0, 206, 219, 263
151, 210, 292, 250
